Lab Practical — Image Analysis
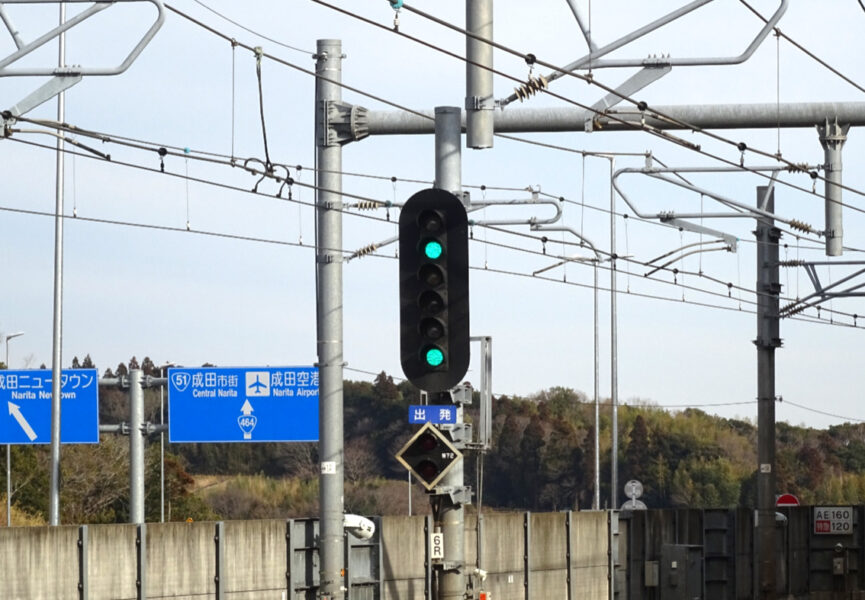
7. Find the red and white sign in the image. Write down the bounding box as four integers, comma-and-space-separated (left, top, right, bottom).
776, 493, 800, 507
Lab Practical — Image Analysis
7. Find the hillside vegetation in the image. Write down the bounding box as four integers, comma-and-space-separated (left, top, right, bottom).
2, 356, 864, 523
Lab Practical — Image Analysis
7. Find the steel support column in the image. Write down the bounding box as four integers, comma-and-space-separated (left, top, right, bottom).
817, 119, 849, 257
315, 38, 346, 600
434, 106, 466, 600
755, 185, 780, 600
129, 369, 145, 524
466, 0, 493, 149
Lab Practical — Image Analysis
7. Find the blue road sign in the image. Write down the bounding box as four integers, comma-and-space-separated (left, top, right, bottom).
408, 405, 457, 425
168, 366, 319, 443
0, 369, 99, 444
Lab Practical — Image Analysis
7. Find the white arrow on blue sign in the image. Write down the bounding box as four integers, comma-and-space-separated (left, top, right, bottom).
0, 369, 99, 444
168, 366, 319, 443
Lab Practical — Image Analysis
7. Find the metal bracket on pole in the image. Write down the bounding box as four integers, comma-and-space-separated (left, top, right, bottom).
468, 188, 563, 227
318, 100, 368, 146
3, 74, 82, 127
661, 217, 739, 251
440, 423, 473, 447
584, 65, 671, 132
431, 485, 472, 506
142, 422, 168, 435
142, 376, 167, 388
817, 118, 849, 257
449, 382, 473, 406
99, 422, 129, 435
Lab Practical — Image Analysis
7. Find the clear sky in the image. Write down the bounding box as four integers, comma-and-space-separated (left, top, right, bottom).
1, 0, 864, 429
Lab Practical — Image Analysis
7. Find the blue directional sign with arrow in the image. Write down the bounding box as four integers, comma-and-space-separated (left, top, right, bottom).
168, 366, 319, 443
0, 369, 99, 444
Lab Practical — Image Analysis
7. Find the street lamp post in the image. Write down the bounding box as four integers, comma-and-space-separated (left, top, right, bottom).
158, 362, 175, 523
4, 331, 24, 527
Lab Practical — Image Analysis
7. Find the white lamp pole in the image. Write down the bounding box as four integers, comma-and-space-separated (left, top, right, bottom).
159, 362, 175, 522
5, 331, 24, 527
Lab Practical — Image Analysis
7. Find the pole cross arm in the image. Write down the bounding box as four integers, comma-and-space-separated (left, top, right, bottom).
366, 103, 865, 136
0, 0, 165, 77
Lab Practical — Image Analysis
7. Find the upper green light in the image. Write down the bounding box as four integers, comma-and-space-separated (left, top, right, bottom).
423, 240, 443, 260
424, 347, 445, 367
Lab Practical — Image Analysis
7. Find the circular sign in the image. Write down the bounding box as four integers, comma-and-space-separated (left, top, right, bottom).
624, 479, 643, 499
776, 493, 800, 507
621, 498, 647, 510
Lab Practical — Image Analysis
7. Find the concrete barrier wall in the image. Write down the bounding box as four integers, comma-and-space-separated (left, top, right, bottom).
0, 525, 80, 599
380, 515, 427, 600
572, 511, 609, 600
0, 511, 610, 599
147, 521, 215, 599
223, 520, 287, 599
88, 523, 138, 600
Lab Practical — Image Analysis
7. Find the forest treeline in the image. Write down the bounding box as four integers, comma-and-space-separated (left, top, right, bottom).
2, 355, 865, 524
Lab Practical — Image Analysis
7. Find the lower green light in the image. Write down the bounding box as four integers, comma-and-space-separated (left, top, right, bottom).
423, 240, 443, 260
424, 347, 445, 367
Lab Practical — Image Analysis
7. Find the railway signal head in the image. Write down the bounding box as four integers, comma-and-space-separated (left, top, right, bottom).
395, 422, 463, 490
398, 188, 470, 392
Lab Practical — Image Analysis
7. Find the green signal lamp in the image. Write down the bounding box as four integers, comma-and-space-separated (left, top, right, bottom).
424, 347, 445, 367
423, 240, 443, 260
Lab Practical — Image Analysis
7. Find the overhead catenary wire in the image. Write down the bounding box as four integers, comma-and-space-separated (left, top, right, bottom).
312, 0, 865, 209
9, 128, 863, 326
164, 3, 434, 123
345, 365, 860, 424
20, 110, 849, 261
738, 0, 865, 96
2, 3, 861, 430
13, 112, 865, 320
163, 0, 865, 221
190, 0, 314, 56
781, 399, 865, 424
9, 133, 862, 330
4, 135, 396, 226
7, 5, 863, 320
158, 0, 865, 242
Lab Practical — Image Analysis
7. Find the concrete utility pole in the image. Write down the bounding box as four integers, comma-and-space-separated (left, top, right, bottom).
315, 38, 346, 600
434, 106, 467, 600
755, 185, 780, 600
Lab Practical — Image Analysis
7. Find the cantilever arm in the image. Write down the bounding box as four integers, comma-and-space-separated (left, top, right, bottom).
0, 0, 165, 77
